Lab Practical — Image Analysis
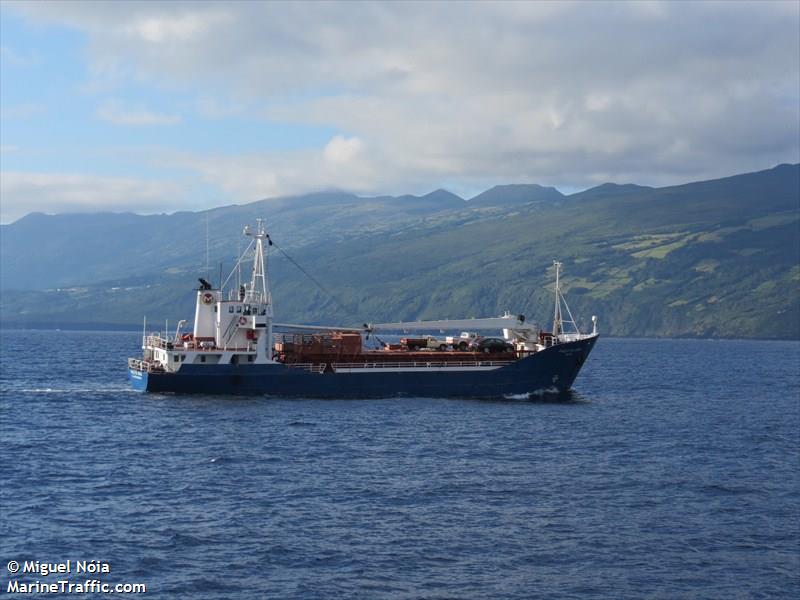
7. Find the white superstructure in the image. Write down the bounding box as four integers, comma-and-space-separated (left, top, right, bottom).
133, 219, 278, 374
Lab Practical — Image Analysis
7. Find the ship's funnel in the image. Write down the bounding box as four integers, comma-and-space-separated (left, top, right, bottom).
193, 288, 220, 339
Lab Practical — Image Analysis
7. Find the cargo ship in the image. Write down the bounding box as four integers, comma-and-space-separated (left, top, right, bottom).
128, 220, 598, 397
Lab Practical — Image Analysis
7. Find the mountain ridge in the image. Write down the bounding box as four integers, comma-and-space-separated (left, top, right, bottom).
1, 163, 798, 339
5, 163, 796, 225
469, 184, 564, 206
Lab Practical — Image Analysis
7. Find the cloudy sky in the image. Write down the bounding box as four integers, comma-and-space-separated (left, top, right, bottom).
1, 0, 798, 223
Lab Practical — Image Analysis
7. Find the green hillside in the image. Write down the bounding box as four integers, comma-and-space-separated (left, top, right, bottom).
1, 164, 798, 338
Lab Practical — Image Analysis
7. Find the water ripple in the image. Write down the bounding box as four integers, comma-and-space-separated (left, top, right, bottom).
1, 332, 798, 599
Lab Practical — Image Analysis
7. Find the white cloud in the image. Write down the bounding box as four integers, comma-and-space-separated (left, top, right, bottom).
6, 0, 800, 200
195, 95, 247, 119
0, 172, 182, 223
96, 100, 181, 126
323, 135, 364, 165
126, 12, 227, 44
626, 0, 669, 20
165, 144, 387, 202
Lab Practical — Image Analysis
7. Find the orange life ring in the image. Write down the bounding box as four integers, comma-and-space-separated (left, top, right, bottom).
202, 292, 214, 305
239, 316, 247, 325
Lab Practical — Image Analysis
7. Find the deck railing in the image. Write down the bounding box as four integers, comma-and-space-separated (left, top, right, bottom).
286, 360, 513, 373
128, 358, 164, 373
145, 335, 172, 349
144, 334, 253, 353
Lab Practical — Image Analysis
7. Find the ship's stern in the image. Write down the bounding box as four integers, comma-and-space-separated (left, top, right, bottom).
128, 360, 149, 392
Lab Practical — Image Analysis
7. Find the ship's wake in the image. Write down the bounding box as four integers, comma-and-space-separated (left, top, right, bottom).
503, 388, 588, 403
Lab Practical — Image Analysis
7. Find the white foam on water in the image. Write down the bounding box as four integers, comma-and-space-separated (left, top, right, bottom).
504, 386, 562, 400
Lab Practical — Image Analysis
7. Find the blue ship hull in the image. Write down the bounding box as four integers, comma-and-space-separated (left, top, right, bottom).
129, 335, 597, 398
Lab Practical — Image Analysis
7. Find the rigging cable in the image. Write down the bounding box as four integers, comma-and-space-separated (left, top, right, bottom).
267, 236, 360, 321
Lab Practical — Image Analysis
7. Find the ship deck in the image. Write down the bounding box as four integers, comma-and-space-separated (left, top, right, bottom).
130, 347, 529, 374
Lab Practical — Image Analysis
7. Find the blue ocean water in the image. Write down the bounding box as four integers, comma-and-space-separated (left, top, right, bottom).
1, 330, 798, 599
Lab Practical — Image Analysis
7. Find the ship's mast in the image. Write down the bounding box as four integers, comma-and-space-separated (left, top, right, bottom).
244, 219, 271, 304
553, 260, 563, 337
236, 237, 241, 293
241, 219, 275, 364
551, 260, 583, 340
205, 212, 210, 282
